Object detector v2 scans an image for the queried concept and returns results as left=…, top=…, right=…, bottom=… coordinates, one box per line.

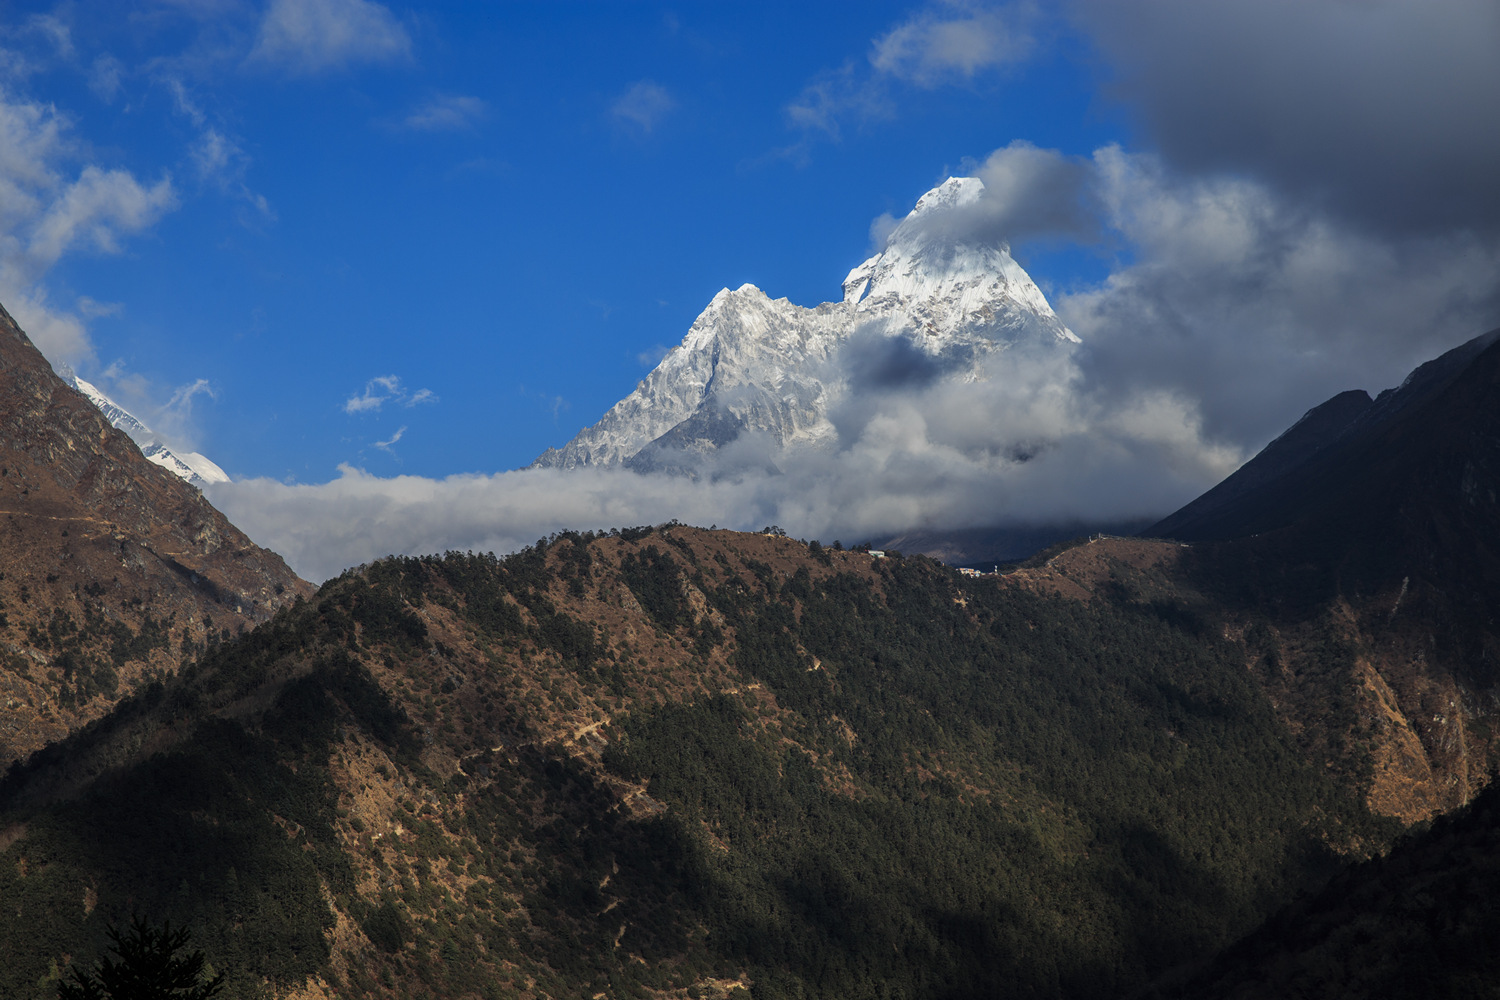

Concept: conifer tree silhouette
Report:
left=58, top=917, right=225, bottom=1000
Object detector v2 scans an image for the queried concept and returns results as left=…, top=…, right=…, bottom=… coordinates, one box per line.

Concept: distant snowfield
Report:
left=60, top=365, right=230, bottom=489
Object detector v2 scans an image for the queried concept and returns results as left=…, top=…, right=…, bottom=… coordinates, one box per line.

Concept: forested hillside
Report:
left=1141, top=778, right=1500, bottom=1000
left=0, top=527, right=1399, bottom=1000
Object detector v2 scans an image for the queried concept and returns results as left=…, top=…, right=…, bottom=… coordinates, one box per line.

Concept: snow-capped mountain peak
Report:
left=56, top=364, right=230, bottom=489
left=533, top=175, right=1077, bottom=473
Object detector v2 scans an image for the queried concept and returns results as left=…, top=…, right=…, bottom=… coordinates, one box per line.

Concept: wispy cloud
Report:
left=344, top=375, right=436, bottom=414
left=785, top=2, right=1032, bottom=146
left=157, top=74, right=275, bottom=222
left=167, top=377, right=217, bottom=410
left=373, top=425, right=406, bottom=453
left=610, top=81, right=675, bottom=134
left=189, top=127, right=237, bottom=179
left=12, top=13, right=75, bottom=63
left=344, top=374, right=400, bottom=413
left=402, top=94, right=487, bottom=131
left=870, top=1, right=1033, bottom=86
left=249, top=0, right=411, bottom=74
left=635, top=344, right=670, bottom=367
left=27, top=167, right=176, bottom=267
left=88, top=55, right=125, bottom=103
left=784, top=61, right=897, bottom=142
left=76, top=296, right=121, bottom=319
left=88, top=364, right=220, bottom=453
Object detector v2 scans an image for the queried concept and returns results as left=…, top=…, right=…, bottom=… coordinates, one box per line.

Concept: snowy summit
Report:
left=532, top=176, right=1077, bottom=474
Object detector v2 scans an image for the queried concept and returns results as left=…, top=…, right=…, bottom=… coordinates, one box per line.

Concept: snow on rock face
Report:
left=533, top=176, right=1077, bottom=472
left=56, top=364, right=230, bottom=489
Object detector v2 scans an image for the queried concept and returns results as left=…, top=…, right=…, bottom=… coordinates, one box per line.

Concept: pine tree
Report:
left=59, top=917, right=225, bottom=1000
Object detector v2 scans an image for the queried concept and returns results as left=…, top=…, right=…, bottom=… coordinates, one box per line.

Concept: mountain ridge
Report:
left=1149, top=327, right=1500, bottom=544
left=0, top=301, right=310, bottom=765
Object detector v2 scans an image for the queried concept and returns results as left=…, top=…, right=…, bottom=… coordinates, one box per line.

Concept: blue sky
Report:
left=7, top=1, right=1124, bottom=479
left=2, top=1, right=1498, bottom=579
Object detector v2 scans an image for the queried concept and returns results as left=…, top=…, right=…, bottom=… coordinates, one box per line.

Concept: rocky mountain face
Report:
left=1142, top=328, right=1500, bottom=824
left=533, top=176, right=1077, bottom=474
left=56, top=363, right=230, bottom=489
left=0, top=301, right=311, bottom=766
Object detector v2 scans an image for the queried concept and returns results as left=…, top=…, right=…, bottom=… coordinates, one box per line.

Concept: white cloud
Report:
left=27, top=166, right=176, bottom=268
left=0, top=88, right=177, bottom=363
left=12, top=13, right=74, bottom=63
left=402, top=94, right=487, bottom=132
left=868, top=212, right=899, bottom=251
left=344, top=374, right=401, bottom=413
left=610, top=81, right=675, bottom=134
left=344, top=374, right=435, bottom=414
left=635, top=344, right=670, bottom=367
left=165, top=88, right=273, bottom=222
left=190, top=127, right=237, bottom=180
left=76, top=296, right=121, bottom=319
left=161, top=75, right=207, bottom=127
left=871, top=1, right=1033, bottom=86
left=0, top=91, right=67, bottom=217
left=250, top=0, right=411, bottom=74
left=784, top=63, right=891, bottom=142
left=86, top=364, right=220, bottom=454
left=5, top=291, right=91, bottom=361
left=167, top=377, right=217, bottom=410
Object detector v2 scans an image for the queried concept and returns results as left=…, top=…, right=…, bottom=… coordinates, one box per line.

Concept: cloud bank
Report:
left=211, top=332, right=1239, bottom=582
